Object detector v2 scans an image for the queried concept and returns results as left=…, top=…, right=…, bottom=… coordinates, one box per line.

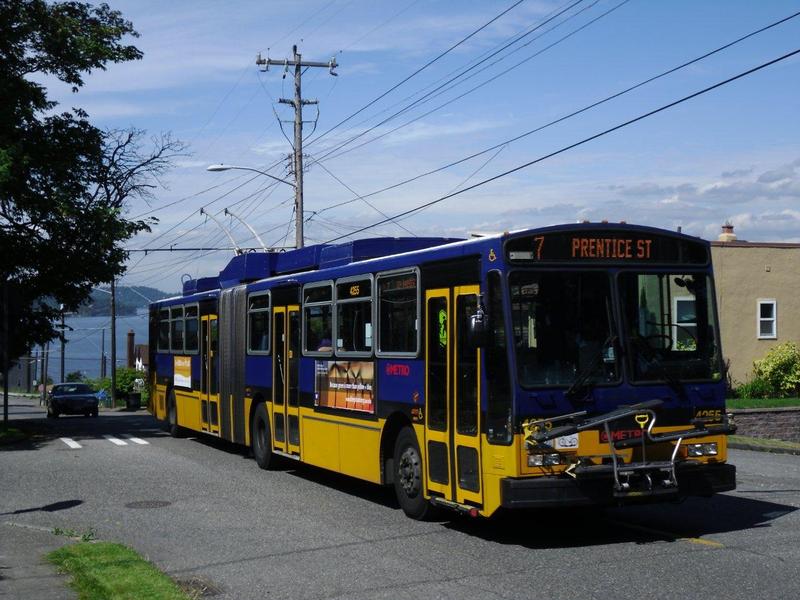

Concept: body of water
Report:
left=32, top=313, right=149, bottom=382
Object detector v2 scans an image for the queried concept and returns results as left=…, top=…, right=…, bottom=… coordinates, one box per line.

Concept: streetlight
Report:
left=206, top=164, right=303, bottom=248
left=206, top=164, right=294, bottom=187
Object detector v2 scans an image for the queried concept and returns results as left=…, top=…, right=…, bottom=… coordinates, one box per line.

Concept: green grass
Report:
left=47, top=542, right=189, bottom=600
left=0, top=423, right=26, bottom=445
left=726, top=397, right=800, bottom=409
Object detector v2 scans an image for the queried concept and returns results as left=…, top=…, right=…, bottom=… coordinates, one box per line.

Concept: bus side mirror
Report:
left=467, top=299, right=489, bottom=348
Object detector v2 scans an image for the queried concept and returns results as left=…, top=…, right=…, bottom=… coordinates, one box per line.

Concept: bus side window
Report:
left=185, top=305, right=199, bottom=352
left=158, top=309, right=170, bottom=352
left=303, top=283, right=333, bottom=356
left=247, top=292, right=270, bottom=354
left=377, top=270, right=418, bottom=356
left=336, top=277, right=372, bottom=355
left=170, top=306, right=184, bottom=353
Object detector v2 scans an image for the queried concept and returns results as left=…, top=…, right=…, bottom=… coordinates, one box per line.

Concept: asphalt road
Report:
left=2, top=396, right=799, bottom=600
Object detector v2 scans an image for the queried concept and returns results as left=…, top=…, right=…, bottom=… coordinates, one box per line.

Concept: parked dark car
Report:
left=47, top=383, right=99, bottom=418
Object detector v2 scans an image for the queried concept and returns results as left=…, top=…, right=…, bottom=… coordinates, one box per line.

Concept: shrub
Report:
left=752, top=342, right=800, bottom=398
left=734, top=377, right=774, bottom=399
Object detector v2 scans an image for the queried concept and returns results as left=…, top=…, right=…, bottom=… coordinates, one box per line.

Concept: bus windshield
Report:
left=509, top=271, right=618, bottom=387
left=619, top=272, right=721, bottom=382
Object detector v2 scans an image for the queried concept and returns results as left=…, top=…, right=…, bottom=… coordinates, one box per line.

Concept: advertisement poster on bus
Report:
left=174, top=356, right=191, bottom=388
left=314, top=360, right=374, bottom=413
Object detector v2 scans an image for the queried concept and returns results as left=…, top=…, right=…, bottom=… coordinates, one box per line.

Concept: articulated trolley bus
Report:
left=149, top=223, right=735, bottom=519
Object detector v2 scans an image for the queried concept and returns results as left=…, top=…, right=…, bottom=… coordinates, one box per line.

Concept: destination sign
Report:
left=506, top=231, right=708, bottom=264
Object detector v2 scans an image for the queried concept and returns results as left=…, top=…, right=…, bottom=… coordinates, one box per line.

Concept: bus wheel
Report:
left=167, top=391, right=181, bottom=438
left=252, top=403, right=273, bottom=470
left=393, top=427, right=431, bottom=520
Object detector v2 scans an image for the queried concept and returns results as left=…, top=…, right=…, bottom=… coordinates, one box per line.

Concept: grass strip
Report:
left=726, top=397, right=800, bottom=410
left=47, top=541, right=188, bottom=600
left=729, top=434, right=800, bottom=454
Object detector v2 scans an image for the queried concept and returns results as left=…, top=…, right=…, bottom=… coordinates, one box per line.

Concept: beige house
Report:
left=711, top=224, right=800, bottom=384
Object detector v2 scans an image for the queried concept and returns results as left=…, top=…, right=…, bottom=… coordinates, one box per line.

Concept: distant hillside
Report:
left=78, top=286, right=176, bottom=317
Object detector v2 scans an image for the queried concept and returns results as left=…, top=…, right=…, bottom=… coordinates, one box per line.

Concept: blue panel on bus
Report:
left=155, top=353, right=174, bottom=378
left=273, top=244, right=330, bottom=275
left=319, top=238, right=460, bottom=269
left=182, top=276, right=219, bottom=296
left=219, top=253, right=276, bottom=288
left=245, top=355, right=272, bottom=388
left=376, top=359, right=424, bottom=405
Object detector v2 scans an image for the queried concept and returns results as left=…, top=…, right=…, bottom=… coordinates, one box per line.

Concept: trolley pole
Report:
left=256, top=45, right=338, bottom=249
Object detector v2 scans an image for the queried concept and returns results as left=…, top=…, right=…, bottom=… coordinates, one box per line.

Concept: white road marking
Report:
left=125, top=436, right=149, bottom=445
left=60, top=438, right=82, bottom=449
left=103, top=435, right=128, bottom=446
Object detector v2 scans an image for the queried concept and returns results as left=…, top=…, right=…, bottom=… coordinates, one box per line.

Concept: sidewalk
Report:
left=0, top=522, right=75, bottom=599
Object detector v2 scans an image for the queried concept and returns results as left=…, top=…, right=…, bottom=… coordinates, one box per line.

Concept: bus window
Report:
left=170, top=306, right=184, bottom=353
left=509, top=271, right=617, bottom=388
left=377, top=270, right=418, bottom=356
left=247, top=292, right=270, bottom=354
left=336, top=277, right=373, bottom=356
left=619, top=273, right=720, bottom=382
left=158, top=309, right=170, bottom=352
left=185, top=305, right=199, bottom=352
left=303, top=282, right=333, bottom=356
left=486, top=271, right=512, bottom=444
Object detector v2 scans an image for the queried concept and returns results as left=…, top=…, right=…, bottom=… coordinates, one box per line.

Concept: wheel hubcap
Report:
left=398, top=446, right=421, bottom=497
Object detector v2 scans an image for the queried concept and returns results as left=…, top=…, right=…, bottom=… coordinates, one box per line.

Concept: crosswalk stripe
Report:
left=103, top=435, right=128, bottom=446
left=60, top=437, right=82, bottom=449
left=126, top=436, right=149, bottom=445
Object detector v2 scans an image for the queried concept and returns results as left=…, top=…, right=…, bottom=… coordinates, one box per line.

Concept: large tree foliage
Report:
left=0, top=1, right=161, bottom=364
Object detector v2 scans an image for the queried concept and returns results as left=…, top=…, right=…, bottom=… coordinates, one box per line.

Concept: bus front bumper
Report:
left=500, top=462, right=736, bottom=509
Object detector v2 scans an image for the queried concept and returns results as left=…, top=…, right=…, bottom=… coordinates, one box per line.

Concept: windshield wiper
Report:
left=630, top=333, right=687, bottom=400
left=565, top=335, right=617, bottom=401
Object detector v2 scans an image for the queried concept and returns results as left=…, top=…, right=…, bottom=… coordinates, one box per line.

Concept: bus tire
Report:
left=393, top=427, right=432, bottom=520
left=167, top=390, right=182, bottom=438
left=252, top=403, right=273, bottom=470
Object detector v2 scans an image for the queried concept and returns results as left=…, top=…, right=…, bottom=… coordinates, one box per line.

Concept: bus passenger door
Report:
left=424, top=287, right=483, bottom=507
left=453, top=286, right=482, bottom=506
left=200, top=315, right=220, bottom=435
left=272, top=305, right=301, bottom=456
left=425, top=290, right=451, bottom=501
left=286, top=307, right=301, bottom=456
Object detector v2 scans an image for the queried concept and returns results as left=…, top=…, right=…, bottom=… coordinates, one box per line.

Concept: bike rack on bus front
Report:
left=525, top=399, right=737, bottom=497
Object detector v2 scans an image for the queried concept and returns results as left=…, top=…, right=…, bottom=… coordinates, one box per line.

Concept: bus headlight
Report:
left=528, top=453, right=561, bottom=467
left=687, top=442, right=718, bottom=457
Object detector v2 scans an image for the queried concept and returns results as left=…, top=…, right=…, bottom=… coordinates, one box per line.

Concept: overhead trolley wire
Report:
left=311, top=0, right=593, bottom=163
left=307, top=0, right=532, bottom=146
left=321, top=47, right=800, bottom=244
left=307, top=9, right=800, bottom=220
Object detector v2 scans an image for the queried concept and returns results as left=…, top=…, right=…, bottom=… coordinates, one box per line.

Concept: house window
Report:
left=673, top=296, right=697, bottom=351
left=758, top=299, right=777, bottom=339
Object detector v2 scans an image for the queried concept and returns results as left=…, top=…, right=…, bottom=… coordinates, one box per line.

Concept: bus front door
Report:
left=200, top=315, right=220, bottom=435
left=272, top=305, right=301, bottom=456
left=424, top=287, right=483, bottom=508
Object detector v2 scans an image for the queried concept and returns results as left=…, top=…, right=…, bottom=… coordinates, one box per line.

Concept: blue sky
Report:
left=46, top=0, right=800, bottom=291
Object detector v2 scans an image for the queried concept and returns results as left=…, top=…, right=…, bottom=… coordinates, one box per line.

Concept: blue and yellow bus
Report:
left=149, top=223, right=735, bottom=519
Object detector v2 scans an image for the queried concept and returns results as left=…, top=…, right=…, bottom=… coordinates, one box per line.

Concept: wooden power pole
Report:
left=256, top=45, right=338, bottom=249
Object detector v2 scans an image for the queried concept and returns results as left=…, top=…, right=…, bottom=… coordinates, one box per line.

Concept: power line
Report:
left=308, top=0, right=532, bottom=146
left=307, top=9, right=800, bottom=219
left=321, top=47, right=800, bottom=243
left=311, top=0, right=593, bottom=163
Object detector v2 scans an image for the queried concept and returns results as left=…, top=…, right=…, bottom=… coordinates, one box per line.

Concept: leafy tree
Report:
left=0, top=2, right=183, bottom=367
left=65, top=370, right=84, bottom=382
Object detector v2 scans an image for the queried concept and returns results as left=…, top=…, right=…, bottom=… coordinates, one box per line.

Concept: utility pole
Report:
left=59, top=305, right=66, bottom=382
left=110, top=279, right=117, bottom=409
left=256, top=45, right=338, bottom=249
left=100, top=328, right=106, bottom=379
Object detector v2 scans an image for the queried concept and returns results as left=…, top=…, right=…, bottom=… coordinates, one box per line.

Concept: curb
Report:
left=728, top=441, right=800, bottom=456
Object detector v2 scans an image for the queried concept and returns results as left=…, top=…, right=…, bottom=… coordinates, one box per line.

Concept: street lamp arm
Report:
left=206, top=164, right=295, bottom=187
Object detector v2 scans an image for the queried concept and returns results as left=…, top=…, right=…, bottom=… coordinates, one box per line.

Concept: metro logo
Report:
left=599, top=429, right=643, bottom=443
